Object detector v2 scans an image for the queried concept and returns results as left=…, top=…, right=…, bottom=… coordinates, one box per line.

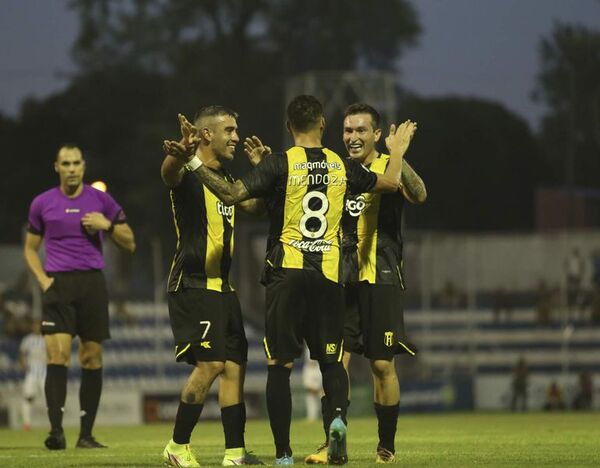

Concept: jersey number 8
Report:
left=300, top=191, right=329, bottom=239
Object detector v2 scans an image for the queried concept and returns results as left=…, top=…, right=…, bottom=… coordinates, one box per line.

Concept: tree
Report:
left=399, top=96, right=547, bottom=231
left=533, top=23, right=600, bottom=188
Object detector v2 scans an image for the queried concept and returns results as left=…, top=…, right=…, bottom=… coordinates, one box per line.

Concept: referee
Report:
left=23, top=144, right=135, bottom=450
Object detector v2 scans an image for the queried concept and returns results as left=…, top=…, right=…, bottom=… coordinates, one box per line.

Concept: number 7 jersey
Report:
left=240, top=146, right=377, bottom=283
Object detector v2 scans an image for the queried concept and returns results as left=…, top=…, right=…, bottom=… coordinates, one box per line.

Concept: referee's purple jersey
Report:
left=27, top=185, right=126, bottom=272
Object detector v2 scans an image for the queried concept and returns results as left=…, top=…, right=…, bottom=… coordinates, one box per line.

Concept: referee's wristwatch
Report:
left=184, top=156, right=203, bottom=172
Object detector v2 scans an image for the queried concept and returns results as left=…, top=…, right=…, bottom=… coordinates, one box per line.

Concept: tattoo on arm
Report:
left=401, top=161, right=427, bottom=204
left=191, top=166, right=250, bottom=205
left=237, top=198, right=265, bottom=216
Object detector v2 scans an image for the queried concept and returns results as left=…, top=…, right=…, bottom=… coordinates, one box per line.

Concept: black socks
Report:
left=266, top=365, right=292, bottom=458
left=374, top=402, right=400, bottom=453
left=79, top=368, right=103, bottom=438
left=221, top=402, right=246, bottom=449
left=173, top=401, right=204, bottom=444
left=45, top=364, right=68, bottom=433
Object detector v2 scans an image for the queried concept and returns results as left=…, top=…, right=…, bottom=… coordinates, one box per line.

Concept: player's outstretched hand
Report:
left=385, top=120, right=417, bottom=153
left=163, top=140, right=195, bottom=162
left=244, top=136, right=271, bottom=167
left=178, top=113, right=199, bottom=150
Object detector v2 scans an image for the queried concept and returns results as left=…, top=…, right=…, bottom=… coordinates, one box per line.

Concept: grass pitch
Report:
left=1, top=413, right=599, bottom=467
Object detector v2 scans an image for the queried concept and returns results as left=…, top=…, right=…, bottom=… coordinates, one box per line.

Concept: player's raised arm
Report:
left=163, top=139, right=251, bottom=206
left=371, top=120, right=417, bottom=193
left=161, top=114, right=200, bottom=188
left=401, top=160, right=427, bottom=204
left=244, top=135, right=271, bottom=167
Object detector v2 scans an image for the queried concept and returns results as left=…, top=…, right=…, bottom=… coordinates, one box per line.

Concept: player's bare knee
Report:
left=47, top=347, right=70, bottom=365
left=80, top=351, right=102, bottom=369
left=370, top=359, right=395, bottom=379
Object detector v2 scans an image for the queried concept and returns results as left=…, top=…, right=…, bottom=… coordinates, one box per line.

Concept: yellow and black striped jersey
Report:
left=167, top=170, right=235, bottom=293
left=341, top=153, right=405, bottom=287
left=240, top=146, right=376, bottom=284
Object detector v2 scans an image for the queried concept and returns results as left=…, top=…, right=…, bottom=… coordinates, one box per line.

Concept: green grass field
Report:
left=1, top=413, right=599, bottom=467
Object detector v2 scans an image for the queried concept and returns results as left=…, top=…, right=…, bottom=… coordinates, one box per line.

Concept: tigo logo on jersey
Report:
left=346, top=195, right=367, bottom=217
left=217, top=201, right=233, bottom=225
left=384, top=332, right=394, bottom=347
left=200, top=341, right=211, bottom=349
left=326, top=343, right=337, bottom=354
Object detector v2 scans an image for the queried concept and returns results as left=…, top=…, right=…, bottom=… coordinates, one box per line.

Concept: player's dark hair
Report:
left=194, top=105, right=239, bottom=126
left=287, top=95, right=324, bottom=132
left=344, top=103, right=381, bottom=130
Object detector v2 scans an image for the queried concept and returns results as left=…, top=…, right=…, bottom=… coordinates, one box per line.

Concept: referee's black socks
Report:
left=173, top=401, right=204, bottom=444
left=79, top=367, right=103, bottom=438
left=221, top=402, right=246, bottom=449
left=266, top=365, right=292, bottom=458
left=320, top=361, right=348, bottom=424
left=45, top=364, right=68, bottom=434
left=374, top=402, right=400, bottom=453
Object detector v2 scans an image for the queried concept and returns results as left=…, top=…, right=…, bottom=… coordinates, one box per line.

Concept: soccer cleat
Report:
left=76, top=435, right=108, bottom=448
left=163, top=439, right=200, bottom=467
left=304, top=443, right=328, bottom=464
left=375, top=446, right=396, bottom=463
left=327, top=417, right=348, bottom=465
left=222, top=448, right=265, bottom=465
left=274, top=454, right=294, bottom=465
left=44, top=430, right=66, bottom=450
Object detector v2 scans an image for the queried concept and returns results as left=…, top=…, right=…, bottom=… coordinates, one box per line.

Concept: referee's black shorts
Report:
left=344, top=281, right=417, bottom=360
left=263, top=267, right=345, bottom=363
left=41, top=270, right=110, bottom=342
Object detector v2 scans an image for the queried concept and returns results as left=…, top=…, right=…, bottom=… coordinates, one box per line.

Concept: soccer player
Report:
left=23, top=144, right=135, bottom=450
left=160, top=108, right=264, bottom=467
left=306, top=103, right=426, bottom=464
left=164, top=95, right=416, bottom=465
left=19, top=319, right=46, bottom=431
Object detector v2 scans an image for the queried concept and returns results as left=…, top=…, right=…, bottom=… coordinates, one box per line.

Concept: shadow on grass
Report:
left=0, top=446, right=44, bottom=451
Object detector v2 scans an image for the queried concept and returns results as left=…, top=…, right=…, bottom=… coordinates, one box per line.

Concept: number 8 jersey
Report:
left=241, top=146, right=377, bottom=283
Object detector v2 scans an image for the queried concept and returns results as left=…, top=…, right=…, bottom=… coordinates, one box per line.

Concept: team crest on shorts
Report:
left=384, top=332, right=394, bottom=347
left=325, top=343, right=337, bottom=354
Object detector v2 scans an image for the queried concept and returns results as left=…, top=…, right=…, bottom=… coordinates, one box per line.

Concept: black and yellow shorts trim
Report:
left=41, top=270, right=110, bottom=342
left=168, top=288, right=248, bottom=365
left=344, top=282, right=417, bottom=360
left=263, top=268, right=345, bottom=363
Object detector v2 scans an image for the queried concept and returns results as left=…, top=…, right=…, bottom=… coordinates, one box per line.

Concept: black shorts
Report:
left=41, top=270, right=110, bottom=342
left=168, top=288, right=248, bottom=365
left=264, top=268, right=344, bottom=363
left=344, top=282, right=417, bottom=360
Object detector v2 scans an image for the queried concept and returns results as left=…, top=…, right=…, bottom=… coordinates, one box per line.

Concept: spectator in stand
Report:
left=536, top=280, right=554, bottom=325
left=510, top=357, right=528, bottom=412
left=438, top=280, right=466, bottom=309
left=572, top=372, right=593, bottom=410
left=19, top=319, right=47, bottom=430
left=591, top=250, right=600, bottom=289
left=492, top=286, right=512, bottom=323
left=543, top=381, right=565, bottom=411
left=565, top=248, right=585, bottom=321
